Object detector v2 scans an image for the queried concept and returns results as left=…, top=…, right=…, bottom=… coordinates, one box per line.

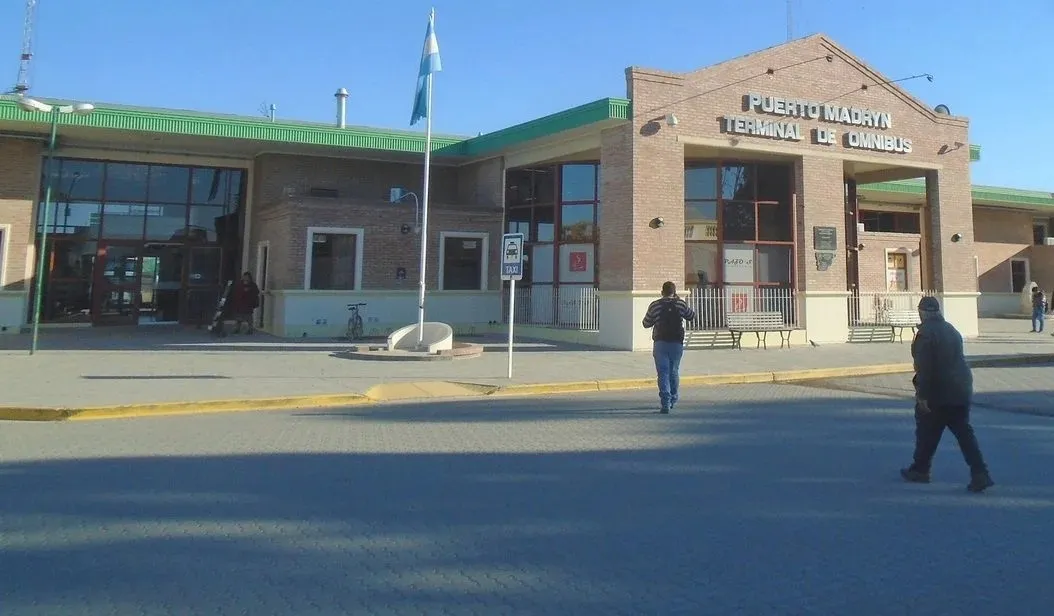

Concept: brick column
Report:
left=797, top=155, right=850, bottom=343
left=924, top=164, right=979, bottom=336
left=0, top=138, right=42, bottom=333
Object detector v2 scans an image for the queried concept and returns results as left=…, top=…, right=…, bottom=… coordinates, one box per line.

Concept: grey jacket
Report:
left=911, top=314, right=973, bottom=407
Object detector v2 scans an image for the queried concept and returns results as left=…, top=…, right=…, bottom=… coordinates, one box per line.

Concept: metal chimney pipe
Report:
left=335, top=88, right=349, bottom=128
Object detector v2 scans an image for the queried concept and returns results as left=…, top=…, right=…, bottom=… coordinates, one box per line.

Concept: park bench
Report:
left=884, top=309, right=921, bottom=342
left=727, top=311, right=797, bottom=350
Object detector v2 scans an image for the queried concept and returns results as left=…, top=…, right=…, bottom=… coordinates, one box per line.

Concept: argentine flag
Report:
left=410, top=10, right=442, bottom=126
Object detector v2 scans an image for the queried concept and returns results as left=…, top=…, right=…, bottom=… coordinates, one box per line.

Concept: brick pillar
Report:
left=924, top=164, right=978, bottom=336
left=0, top=138, right=42, bottom=333
left=598, top=125, right=633, bottom=292
left=797, top=155, right=850, bottom=343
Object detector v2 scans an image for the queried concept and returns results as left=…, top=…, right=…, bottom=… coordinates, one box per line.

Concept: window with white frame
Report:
left=440, top=232, right=488, bottom=291
left=305, top=227, right=363, bottom=290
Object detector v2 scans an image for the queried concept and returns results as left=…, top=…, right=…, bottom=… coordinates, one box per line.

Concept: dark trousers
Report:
left=911, top=403, right=988, bottom=476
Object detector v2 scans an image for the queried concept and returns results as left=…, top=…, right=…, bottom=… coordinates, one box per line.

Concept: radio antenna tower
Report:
left=12, top=0, right=39, bottom=95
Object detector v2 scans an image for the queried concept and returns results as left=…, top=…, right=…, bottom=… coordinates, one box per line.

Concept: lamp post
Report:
left=18, top=96, right=95, bottom=355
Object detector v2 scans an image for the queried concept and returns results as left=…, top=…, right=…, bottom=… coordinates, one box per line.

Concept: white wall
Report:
left=268, top=290, right=501, bottom=338
left=978, top=292, right=1023, bottom=317
left=0, top=291, right=25, bottom=334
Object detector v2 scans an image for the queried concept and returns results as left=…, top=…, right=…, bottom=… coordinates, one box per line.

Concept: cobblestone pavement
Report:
left=2, top=371, right=1053, bottom=614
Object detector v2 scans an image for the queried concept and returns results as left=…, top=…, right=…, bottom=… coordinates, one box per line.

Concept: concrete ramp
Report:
left=387, top=322, right=454, bottom=354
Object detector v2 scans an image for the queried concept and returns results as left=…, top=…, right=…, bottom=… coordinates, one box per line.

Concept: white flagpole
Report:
left=416, top=49, right=433, bottom=348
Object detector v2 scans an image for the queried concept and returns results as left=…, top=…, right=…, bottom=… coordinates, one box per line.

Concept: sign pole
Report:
left=507, top=278, right=515, bottom=379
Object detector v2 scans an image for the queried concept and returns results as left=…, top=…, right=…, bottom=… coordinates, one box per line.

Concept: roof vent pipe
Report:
left=335, top=88, right=349, bottom=128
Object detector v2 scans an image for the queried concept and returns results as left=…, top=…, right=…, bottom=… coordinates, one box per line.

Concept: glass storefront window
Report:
left=105, top=163, right=149, bottom=202
left=685, top=165, right=718, bottom=200
left=685, top=243, right=719, bottom=287
left=757, top=245, right=792, bottom=284
left=757, top=164, right=791, bottom=203
left=58, top=160, right=105, bottom=201
left=757, top=201, right=792, bottom=242
left=721, top=165, right=753, bottom=200
left=560, top=164, right=597, bottom=202
left=560, top=204, right=595, bottom=241
left=188, top=206, right=224, bottom=242
left=145, top=204, right=188, bottom=241
left=38, top=201, right=101, bottom=239
left=148, top=165, right=191, bottom=204
left=101, top=203, right=147, bottom=239
left=722, top=201, right=756, bottom=242
left=535, top=205, right=555, bottom=243
left=506, top=207, right=531, bottom=241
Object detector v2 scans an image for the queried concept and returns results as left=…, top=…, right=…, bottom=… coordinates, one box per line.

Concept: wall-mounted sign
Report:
left=813, top=226, right=838, bottom=251
left=569, top=251, right=588, bottom=272
left=720, top=92, right=913, bottom=154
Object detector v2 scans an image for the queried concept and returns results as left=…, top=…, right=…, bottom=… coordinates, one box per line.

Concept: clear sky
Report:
left=2, top=0, right=1050, bottom=191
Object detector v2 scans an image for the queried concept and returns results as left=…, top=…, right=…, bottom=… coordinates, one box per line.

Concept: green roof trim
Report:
left=0, top=95, right=630, bottom=159
left=862, top=179, right=1054, bottom=208
left=462, top=98, right=630, bottom=156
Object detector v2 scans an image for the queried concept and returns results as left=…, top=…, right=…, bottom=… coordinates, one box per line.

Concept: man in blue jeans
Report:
left=642, top=281, right=697, bottom=414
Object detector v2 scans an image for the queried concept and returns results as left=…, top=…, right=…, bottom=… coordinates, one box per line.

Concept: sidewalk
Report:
left=1, top=318, right=1051, bottom=411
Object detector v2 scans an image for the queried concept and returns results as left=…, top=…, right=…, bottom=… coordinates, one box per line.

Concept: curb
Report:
left=1, top=354, right=1050, bottom=422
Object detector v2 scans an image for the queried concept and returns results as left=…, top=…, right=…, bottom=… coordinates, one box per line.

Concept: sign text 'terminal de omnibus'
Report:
left=720, top=93, right=913, bottom=154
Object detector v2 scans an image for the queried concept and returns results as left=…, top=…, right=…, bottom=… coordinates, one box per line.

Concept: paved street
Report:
left=3, top=367, right=1053, bottom=614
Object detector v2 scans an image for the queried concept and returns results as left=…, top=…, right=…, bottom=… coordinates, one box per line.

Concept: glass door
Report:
left=140, top=243, right=184, bottom=324
left=93, top=242, right=142, bottom=326
left=183, top=246, right=223, bottom=325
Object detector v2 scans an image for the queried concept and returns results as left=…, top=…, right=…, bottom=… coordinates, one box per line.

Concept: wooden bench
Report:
left=884, top=309, right=921, bottom=343
left=727, top=311, right=796, bottom=350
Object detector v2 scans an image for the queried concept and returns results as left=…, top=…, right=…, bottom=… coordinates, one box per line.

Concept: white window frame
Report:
left=438, top=231, right=489, bottom=291
left=1010, top=257, right=1030, bottom=293
left=303, top=227, right=364, bottom=291
left=0, top=224, right=9, bottom=288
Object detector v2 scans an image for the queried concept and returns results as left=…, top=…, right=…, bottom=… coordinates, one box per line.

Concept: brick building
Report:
left=0, top=34, right=1050, bottom=349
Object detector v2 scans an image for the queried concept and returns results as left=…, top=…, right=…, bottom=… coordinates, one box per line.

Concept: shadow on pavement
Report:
left=2, top=389, right=1054, bottom=614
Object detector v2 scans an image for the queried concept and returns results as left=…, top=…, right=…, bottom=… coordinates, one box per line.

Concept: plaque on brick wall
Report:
left=813, top=226, right=838, bottom=251
left=814, top=251, right=835, bottom=271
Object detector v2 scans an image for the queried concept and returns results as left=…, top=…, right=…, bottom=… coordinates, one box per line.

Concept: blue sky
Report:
left=2, top=0, right=1049, bottom=191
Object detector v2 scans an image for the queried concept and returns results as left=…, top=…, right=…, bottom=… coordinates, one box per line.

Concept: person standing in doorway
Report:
left=230, top=272, right=261, bottom=335
left=642, top=281, right=696, bottom=414
left=1031, top=286, right=1047, bottom=333
left=900, top=296, right=994, bottom=493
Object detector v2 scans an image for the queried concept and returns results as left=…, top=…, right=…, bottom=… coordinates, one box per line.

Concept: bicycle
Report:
left=346, top=302, right=367, bottom=340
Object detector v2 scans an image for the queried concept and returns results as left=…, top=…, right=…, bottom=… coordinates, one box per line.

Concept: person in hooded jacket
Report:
left=900, top=296, right=994, bottom=493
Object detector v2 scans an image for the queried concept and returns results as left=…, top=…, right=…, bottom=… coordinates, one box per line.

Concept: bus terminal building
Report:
left=1, top=35, right=1051, bottom=351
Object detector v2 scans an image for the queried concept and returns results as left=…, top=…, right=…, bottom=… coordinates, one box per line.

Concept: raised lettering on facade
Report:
left=719, top=93, right=913, bottom=154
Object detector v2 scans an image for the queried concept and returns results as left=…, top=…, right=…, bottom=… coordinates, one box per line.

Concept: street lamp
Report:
left=19, top=96, right=95, bottom=355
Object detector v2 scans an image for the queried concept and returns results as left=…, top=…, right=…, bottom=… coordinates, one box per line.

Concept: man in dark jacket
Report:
left=900, top=296, right=994, bottom=493
left=642, top=281, right=696, bottom=414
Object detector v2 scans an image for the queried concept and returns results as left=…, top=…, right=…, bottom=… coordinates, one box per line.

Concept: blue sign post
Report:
left=501, top=233, right=524, bottom=378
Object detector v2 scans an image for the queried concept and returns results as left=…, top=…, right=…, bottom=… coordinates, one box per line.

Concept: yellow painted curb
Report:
left=771, top=363, right=914, bottom=383
left=0, top=393, right=372, bottom=422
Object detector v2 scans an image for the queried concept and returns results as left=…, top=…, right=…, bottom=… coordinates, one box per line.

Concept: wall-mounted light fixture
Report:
left=665, top=114, right=678, bottom=127
left=650, top=217, right=665, bottom=229
left=951, top=233, right=962, bottom=243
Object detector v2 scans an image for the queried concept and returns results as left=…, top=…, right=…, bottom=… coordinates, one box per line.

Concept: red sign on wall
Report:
left=569, top=251, right=588, bottom=272
left=731, top=293, right=749, bottom=312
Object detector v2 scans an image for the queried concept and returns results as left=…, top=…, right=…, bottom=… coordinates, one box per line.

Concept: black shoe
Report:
left=967, top=472, right=994, bottom=493
left=900, top=467, right=931, bottom=483
left=659, top=407, right=670, bottom=414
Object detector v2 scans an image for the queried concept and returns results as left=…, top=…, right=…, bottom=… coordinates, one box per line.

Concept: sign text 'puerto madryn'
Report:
left=720, top=93, right=913, bottom=154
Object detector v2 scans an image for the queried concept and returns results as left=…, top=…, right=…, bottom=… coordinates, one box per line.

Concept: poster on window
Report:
left=723, top=244, right=755, bottom=284
left=725, top=284, right=755, bottom=314
left=558, top=243, right=594, bottom=284
left=886, top=252, right=907, bottom=291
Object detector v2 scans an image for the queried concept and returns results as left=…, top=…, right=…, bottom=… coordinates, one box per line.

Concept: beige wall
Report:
left=248, top=154, right=504, bottom=293
left=607, top=34, right=973, bottom=294
left=973, top=207, right=1030, bottom=293
left=0, top=138, right=43, bottom=290
left=857, top=232, right=922, bottom=292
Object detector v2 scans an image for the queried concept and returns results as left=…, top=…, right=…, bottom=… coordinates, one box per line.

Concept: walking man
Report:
left=1031, top=286, right=1047, bottom=333
left=900, top=296, right=994, bottom=493
left=642, top=281, right=696, bottom=414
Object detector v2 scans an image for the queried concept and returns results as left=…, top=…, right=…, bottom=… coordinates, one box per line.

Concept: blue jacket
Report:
left=911, top=314, right=973, bottom=407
